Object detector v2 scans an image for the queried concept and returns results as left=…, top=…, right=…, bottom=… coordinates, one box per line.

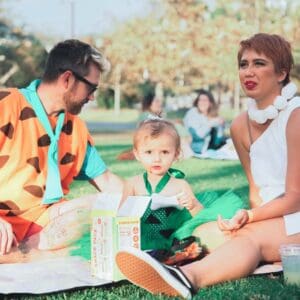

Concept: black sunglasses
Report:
left=60, top=68, right=98, bottom=95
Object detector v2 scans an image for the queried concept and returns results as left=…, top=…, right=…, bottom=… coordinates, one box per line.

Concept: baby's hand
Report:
left=177, top=190, right=195, bottom=211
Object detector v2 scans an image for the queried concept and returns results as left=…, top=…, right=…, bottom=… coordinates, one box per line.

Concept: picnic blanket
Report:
left=0, top=256, right=109, bottom=294
left=0, top=256, right=282, bottom=294
left=0, top=254, right=282, bottom=294
left=0, top=189, right=282, bottom=295
left=194, top=139, right=239, bottom=160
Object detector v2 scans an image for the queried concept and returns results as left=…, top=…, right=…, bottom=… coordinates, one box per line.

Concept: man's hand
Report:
left=0, top=217, right=17, bottom=255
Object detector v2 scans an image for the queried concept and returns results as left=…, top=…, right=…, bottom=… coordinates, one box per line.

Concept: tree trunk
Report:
left=114, top=64, right=122, bottom=115
left=0, top=63, right=19, bottom=86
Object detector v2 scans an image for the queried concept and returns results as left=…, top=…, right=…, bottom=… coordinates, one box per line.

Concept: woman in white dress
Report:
left=115, top=33, right=300, bottom=299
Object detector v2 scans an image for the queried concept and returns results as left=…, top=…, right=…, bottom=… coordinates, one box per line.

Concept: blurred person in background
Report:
left=183, top=89, right=227, bottom=154
left=118, top=92, right=193, bottom=160
left=138, top=91, right=164, bottom=122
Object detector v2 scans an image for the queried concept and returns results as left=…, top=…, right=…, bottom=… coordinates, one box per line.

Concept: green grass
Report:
left=6, top=133, right=300, bottom=300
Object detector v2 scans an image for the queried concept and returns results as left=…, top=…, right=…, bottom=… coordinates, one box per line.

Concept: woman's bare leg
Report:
left=182, top=218, right=300, bottom=289
left=192, top=221, right=233, bottom=251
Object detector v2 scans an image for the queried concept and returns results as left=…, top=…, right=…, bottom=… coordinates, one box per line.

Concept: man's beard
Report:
left=64, top=92, right=87, bottom=115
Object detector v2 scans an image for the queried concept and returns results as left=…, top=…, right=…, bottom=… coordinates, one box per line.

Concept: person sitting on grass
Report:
left=115, top=33, right=300, bottom=299
left=183, top=89, right=227, bottom=154
left=117, top=92, right=163, bottom=161
left=0, top=39, right=123, bottom=262
left=120, top=118, right=202, bottom=251
left=118, top=92, right=193, bottom=160
left=138, top=92, right=164, bottom=123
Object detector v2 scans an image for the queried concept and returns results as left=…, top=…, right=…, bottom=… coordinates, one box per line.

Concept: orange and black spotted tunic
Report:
left=0, top=87, right=93, bottom=241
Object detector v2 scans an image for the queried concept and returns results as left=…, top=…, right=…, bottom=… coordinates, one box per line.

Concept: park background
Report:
left=1, top=0, right=300, bottom=299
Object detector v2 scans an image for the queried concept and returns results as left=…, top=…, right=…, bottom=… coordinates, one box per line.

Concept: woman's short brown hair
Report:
left=237, top=33, right=294, bottom=85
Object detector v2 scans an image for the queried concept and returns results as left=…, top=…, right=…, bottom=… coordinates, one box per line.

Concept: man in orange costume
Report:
left=0, top=39, right=123, bottom=260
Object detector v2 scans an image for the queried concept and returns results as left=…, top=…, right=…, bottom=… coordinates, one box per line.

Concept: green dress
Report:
left=140, top=169, right=248, bottom=250
left=171, top=189, right=248, bottom=241
left=141, top=169, right=192, bottom=250
left=71, top=173, right=248, bottom=260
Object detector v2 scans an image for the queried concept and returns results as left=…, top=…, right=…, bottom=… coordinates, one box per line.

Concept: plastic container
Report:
left=279, top=244, right=300, bottom=285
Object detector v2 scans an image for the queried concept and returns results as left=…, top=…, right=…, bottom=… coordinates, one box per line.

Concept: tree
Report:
left=103, top=0, right=300, bottom=110
left=0, top=20, right=47, bottom=87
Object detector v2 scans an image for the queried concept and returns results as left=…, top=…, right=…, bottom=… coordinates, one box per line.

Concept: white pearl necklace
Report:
left=247, top=82, right=297, bottom=124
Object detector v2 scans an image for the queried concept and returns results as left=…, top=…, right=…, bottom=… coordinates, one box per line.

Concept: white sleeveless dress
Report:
left=250, top=97, right=300, bottom=236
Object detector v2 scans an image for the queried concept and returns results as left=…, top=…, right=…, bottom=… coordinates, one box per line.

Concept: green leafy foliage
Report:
left=0, top=20, right=47, bottom=87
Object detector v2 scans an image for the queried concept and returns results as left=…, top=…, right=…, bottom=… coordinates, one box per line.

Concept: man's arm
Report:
left=77, top=143, right=124, bottom=193
left=89, top=170, right=124, bottom=193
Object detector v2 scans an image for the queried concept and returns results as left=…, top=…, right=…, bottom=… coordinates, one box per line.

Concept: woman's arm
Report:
left=251, top=108, right=300, bottom=221
left=218, top=113, right=262, bottom=231
left=219, top=110, right=300, bottom=231
left=230, top=113, right=262, bottom=208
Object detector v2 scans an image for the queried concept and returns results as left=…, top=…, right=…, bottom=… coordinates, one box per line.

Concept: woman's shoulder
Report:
left=286, top=104, right=300, bottom=130
left=230, top=111, right=250, bottom=147
left=230, top=111, right=248, bottom=133
left=284, top=96, right=300, bottom=117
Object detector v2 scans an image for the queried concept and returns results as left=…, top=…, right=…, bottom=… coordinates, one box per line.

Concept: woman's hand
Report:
left=217, top=209, right=250, bottom=231
left=0, top=217, right=17, bottom=255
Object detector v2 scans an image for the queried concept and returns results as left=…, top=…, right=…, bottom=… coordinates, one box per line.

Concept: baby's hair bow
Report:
left=145, top=113, right=163, bottom=121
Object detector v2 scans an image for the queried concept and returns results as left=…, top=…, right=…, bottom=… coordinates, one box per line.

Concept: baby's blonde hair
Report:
left=133, top=119, right=181, bottom=153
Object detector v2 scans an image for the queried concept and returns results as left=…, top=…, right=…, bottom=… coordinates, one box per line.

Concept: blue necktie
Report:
left=20, top=80, right=65, bottom=204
